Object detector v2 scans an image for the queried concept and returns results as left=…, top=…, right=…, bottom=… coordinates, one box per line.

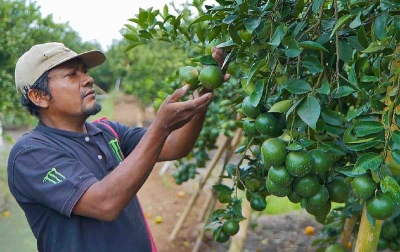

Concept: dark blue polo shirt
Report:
left=7, top=120, right=154, bottom=252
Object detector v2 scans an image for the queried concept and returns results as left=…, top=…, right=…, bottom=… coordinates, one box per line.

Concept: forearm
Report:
left=74, top=123, right=169, bottom=221
left=159, top=110, right=207, bottom=161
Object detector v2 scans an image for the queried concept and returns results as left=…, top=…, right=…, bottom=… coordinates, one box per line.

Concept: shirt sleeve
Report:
left=108, top=121, right=147, bottom=156
left=9, top=139, right=99, bottom=217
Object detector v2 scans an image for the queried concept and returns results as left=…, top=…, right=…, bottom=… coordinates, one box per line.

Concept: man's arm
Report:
left=157, top=47, right=231, bottom=161
left=72, top=86, right=213, bottom=221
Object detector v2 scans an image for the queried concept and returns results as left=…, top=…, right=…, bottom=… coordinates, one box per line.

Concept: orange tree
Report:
left=125, top=0, right=400, bottom=250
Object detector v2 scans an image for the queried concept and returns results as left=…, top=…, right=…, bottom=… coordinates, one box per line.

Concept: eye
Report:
left=66, top=71, right=77, bottom=77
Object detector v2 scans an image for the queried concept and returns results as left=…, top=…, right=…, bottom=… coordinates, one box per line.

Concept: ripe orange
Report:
left=199, top=66, right=224, bottom=90
left=304, top=226, right=315, bottom=235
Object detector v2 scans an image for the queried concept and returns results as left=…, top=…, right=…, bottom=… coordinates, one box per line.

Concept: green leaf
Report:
left=199, top=55, right=218, bottom=66
left=269, top=24, right=287, bottom=49
left=338, top=41, right=353, bottom=63
left=374, top=11, right=388, bottom=41
left=216, top=40, right=237, bottom=49
left=302, top=56, right=323, bottom=73
left=391, top=149, right=400, bottom=164
left=189, top=15, right=214, bottom=28
left=232, top=199, right=244, bottom=219
left=298, top=41, right=328, bottom=52
left=285, top=79, right=312, bottom=94
left=285, top=39, right=302, bottom=58
left=321, top=110, right=344, bottom=126
left=223, top=14, right=238, bottom=24
left=250, top=80, right=264, bottom=107
left=229, top=24, right=242, bottom=44
left=349, top=12, right=362, bottom=29
left=124, top=43, right=141, bottom=52
left=244, top=18, right=261, bottom=34
left=360, top=75, right=380, bottom=82
left=286, top=97, right=304, bottom=118
left=381, top=176, right=400, bottom=204
left=357, top=26, right=369, bottom=48
left=123, top=34, right=140, bottom=42
left=319, top=142, right=346, bottom=155
left=336, top=166, right=358, bottom=177
left=163, top=4, right=169, bottom=19
left=297, top=96, right=320, bottom=130
left=246, top=59, right=265, bottom=85
left=225, top=164, right=236, bottom=176
left=347, top=36, right=365, bottom=51
left=362, top=42, right=387, bottom=53
left=312, top=0, right=324, bottom=13
left=269, top=100, right=293, bottom=113
left=346, top=140, right=381, bottom=151
left=287, top=143, right=303, bottom=151
left=330, top=14, right=355, bottom=38
left=213, top=184, right=233, bottom=195
left=235, top=145, right=246, bottom=153
left=353, top=121, right=384, bottom=137
left=352, top=152, right=382, bottom=175
left=333, top=86, right=356, bottom=98
left=391, top=131, right=400, bottom=145
left=316, top=78, right=330, bottom=95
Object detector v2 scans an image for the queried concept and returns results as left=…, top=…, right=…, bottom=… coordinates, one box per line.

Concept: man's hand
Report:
left=212, top=47, right=231, bottom=82
left=154, top=84, right=213, bottom=135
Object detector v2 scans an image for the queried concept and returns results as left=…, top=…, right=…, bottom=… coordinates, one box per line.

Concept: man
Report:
left=7, top=42, right=230, bottom=252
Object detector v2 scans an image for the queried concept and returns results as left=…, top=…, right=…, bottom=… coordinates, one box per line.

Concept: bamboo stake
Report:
left=339, top=215, right=358, bottom=248
left=192, top=129, right=243, bottom=252
left=354, top=205, right=383, bottom=252
left=197, top=191, right=213, bottom=222
left=168, top=136, right=231, bottom=241
left=228, top=197, right=252, bottom=252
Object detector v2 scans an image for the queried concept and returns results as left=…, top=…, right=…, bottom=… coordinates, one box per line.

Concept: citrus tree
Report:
left=125, top=0, right=400, bottom=250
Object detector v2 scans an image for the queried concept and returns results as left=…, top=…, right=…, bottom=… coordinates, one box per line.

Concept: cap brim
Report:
left=49, top=50, right=106, bottom=71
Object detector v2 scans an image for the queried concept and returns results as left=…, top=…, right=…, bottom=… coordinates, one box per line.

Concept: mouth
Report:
left=84, top=90, right=96, bottom=98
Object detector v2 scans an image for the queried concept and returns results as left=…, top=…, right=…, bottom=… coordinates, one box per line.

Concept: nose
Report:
left=80, top=71, right=94, bottom=87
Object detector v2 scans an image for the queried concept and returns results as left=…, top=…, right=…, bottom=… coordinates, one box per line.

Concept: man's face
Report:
left=47, top=58, right=101, bottom=118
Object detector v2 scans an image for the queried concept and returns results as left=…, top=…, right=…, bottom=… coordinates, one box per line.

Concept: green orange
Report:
left=351, top=175, right=376, bottom=200
left=268, top=165, right=293, bottom=187
left=199, top=66, right=224, bottom=90
left=241, top=96, right=261, bottom=118
left=222, top=219, right=240, bottom=236
left=243, top=119, right=258, bottom=136
left=255, top=113, right=282, bottom=137
left=306, top=185, right=330, bottom=209
left=266, top=177, right=292, bottom=197
left=293, top=174, right=320, bottom=198
left=326, top=177, right=350, bottom=203
left=286, top=150, right=315, bottom=177
left=178, top=66, right=200, bottom=90
left=261, top=138, right=287, bottom=169
left=309, top=149, right=332, bottom=174
left=366, top=191, right=397, bottom=220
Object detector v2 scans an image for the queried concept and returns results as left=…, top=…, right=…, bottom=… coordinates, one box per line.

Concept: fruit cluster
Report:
left=378, top=219, right=400, bottom=251
left=178, top=65, right=224, bottom=91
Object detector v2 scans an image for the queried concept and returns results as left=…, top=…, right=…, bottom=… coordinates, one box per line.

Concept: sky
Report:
left=34, top=0, right=206, bottom=50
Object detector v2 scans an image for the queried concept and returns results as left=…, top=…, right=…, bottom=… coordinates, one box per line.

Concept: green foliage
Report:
left=125, top=0, right=400, bottom=248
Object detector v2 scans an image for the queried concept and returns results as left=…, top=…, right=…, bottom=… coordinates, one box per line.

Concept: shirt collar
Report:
left=35, top=121, right=102, bottom=137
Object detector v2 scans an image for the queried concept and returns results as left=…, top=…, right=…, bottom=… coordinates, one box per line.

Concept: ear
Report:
left=27, top=89, right=50, bottom=109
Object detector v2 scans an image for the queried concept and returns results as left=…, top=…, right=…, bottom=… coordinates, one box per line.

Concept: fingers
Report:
left=223, top=73, right=231, bottom=82
left=168, top=84, right=190, bottom=102
left=212, top=47, right=230, bottom=74
left=179, top=92, right=213, bottom=111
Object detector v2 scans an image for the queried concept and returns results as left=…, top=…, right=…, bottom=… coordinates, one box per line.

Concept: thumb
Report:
left=169, top=84, right=190, bottom=102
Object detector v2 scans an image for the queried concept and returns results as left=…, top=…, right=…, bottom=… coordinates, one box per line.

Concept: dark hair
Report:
left=20, top=71, right=52, bottom=117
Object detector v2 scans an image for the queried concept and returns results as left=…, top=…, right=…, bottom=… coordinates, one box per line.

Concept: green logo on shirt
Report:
left=109, top=139, right=123, bottom=162
left=43, top=168, right=66, bottom=184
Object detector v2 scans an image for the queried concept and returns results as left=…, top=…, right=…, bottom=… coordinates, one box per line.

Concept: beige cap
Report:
left=15, top=42, right=106, bottom=94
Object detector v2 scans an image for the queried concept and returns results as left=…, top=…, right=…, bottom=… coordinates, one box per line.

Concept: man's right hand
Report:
left=153, top=84, right=213, bottom=135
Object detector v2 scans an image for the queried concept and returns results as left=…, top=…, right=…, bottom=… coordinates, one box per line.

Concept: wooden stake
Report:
left=228, top=196, right=252, bottom=252
left=339, top=215, right=358, bottom=248
left=168, top=136, right=231, bottom=241
left=354, top=205, right=383, bottom=252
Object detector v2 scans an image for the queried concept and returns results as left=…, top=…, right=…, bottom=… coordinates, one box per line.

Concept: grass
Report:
left=264, top=196, right=302, bottom=215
